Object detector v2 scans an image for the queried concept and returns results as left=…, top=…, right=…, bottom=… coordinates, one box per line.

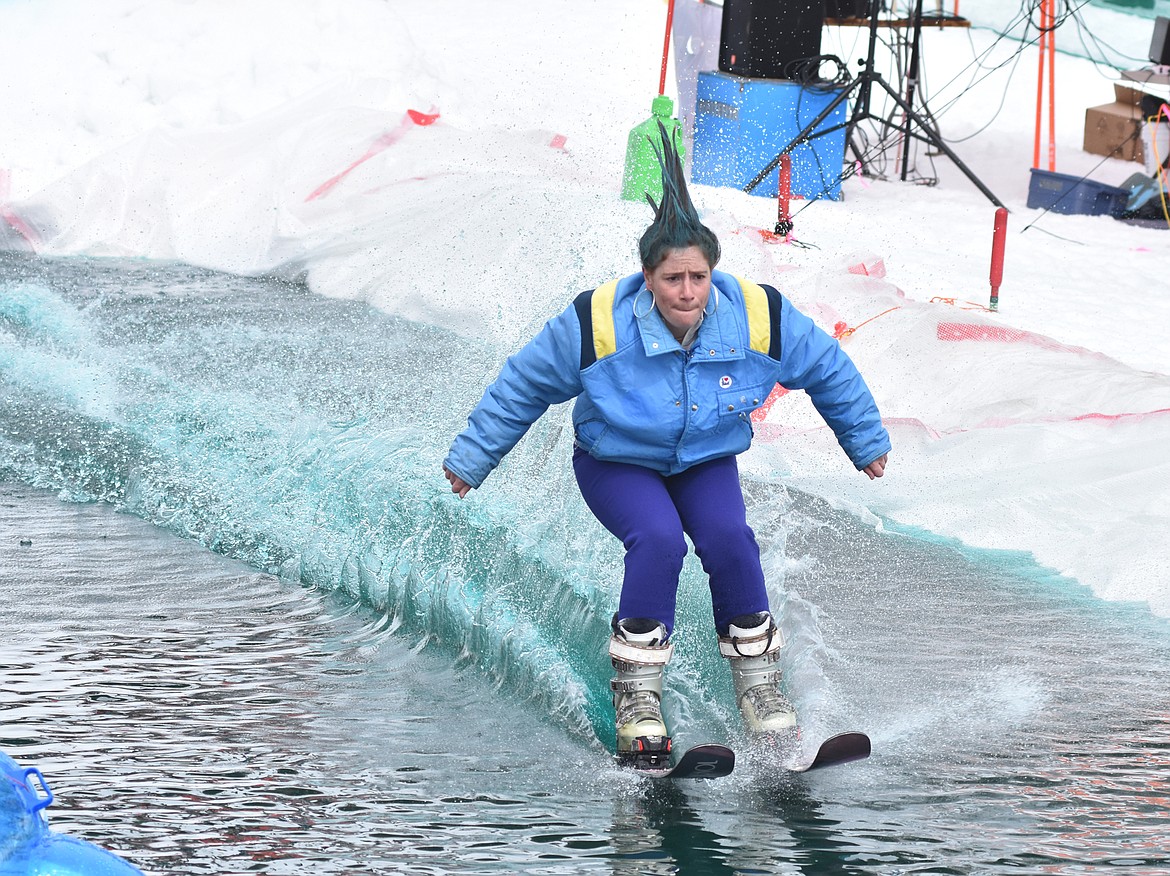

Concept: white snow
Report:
left=1, top=0, right=1168, bottom=615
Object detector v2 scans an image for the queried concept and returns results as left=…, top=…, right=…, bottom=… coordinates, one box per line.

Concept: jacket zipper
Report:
left=676, top=347, right=696, bottom=467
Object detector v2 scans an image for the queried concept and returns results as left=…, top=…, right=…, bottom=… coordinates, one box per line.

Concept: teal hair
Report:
left=638, top=121, right=721, bottom=271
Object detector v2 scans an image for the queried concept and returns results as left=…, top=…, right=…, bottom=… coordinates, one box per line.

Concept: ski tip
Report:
left=801, top=731, right=871, bottom=772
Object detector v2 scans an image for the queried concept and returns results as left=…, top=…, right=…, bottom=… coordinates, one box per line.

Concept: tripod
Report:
left=743, top=0, right=1004, bottom=208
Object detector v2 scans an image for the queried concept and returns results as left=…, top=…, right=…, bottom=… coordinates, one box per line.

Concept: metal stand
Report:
left=899, top=0, right=928, bottom=182
left=743, top=0, right=1004, bottom=208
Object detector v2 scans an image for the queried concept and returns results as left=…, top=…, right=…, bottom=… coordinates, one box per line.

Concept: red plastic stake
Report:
left=775, top=154, right=793, bottom=240
left=989, top=207, right=1008, bottom=311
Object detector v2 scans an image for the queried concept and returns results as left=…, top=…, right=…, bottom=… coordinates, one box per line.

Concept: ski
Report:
left=620, top=742, right=735, bottom=780
left=614, top=732, right=866, bottom=779
left=788, top=731, right=871, bottom=773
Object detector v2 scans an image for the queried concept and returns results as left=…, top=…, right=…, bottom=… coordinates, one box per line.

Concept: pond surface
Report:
left=2, top=254, right=1169, bottom=874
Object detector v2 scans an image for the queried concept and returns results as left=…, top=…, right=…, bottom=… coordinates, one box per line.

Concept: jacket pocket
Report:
left=716, top=383, right=771, bottom=419
left=574, top=417, right=611, bottom=453
left=716, top=383, right=772, bottom=442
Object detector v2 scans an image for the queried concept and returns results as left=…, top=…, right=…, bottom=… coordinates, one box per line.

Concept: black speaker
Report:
left=718, top=0, right=826, bottom=81
left=1151, top=15, right=1170, bottom=66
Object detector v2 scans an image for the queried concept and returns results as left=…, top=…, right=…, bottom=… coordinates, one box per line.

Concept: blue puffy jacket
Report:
left=444, top=270, right=890, bottom=488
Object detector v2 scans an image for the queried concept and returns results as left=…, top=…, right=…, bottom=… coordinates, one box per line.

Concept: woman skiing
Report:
left=442, top=127, right=890, bottom=768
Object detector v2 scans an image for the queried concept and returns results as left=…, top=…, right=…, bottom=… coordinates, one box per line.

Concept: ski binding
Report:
left=617, top=739, right=735, bottom=780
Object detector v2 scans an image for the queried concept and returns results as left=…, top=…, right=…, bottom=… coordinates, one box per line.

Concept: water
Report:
left=3, top=254, right=1170, bottom=875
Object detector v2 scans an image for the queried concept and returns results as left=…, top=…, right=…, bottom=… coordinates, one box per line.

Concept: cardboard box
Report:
left=1120, top=67, right=1170, bottom=96
left=1113, top=83, right=1146, bottom=105
left=1083, top=83, right=1147, bottom=163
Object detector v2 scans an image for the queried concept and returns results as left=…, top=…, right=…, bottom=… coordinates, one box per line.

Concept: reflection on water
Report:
left=8, top=481, right=1170, bottom=875
left=609, top=784, right=739, bottom=876
left=1, top=484, right=606, bottom=874
left=3, top=256, right=1170, bottom=875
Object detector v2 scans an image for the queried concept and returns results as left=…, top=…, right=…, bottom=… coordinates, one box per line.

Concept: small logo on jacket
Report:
left=720, top=375, right=733, bottom=389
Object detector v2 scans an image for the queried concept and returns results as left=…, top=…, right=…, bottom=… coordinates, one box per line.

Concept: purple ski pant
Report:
left=572, top=447, right=770, bottom=637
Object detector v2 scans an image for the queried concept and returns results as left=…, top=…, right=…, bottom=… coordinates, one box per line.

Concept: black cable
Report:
left=1021, top=224, right=1088, bottom=244
left=919, top=13, right=1039, bottom=123
left=776, top=0, right=1127, bottom=220
left=760, top=93, right=897, bottom=227
left=1066, top=3, right=1146, bottom=67
left=936, top=26, right=1032, bottom=144
left=816, top=0, right=1039, bottom=177
left=860, top=1, right=939, bottom=185
left=914, top=0, right=1070, bottom=122
left=900, top=1, right=1064, bottom=148
left=784, top=54, right=853, bottom=89
left=786, top=56, right=855, bottom=205
left=792, top=116, right=912, bottom=212
left=924, top=0, right=1125, bottom=156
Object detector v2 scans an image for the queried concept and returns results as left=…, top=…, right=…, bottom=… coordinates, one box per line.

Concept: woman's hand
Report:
left=443, top=466, right=473, bottom=498
left=862, top=454, right=888, bottom=480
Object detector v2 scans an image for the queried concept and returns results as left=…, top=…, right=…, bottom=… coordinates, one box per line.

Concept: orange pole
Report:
left=658, top=0, right=677, bottom=96
left=1046, top=0, right=1057, bottom=170
left=1033, top=0, right=1047, bottom=169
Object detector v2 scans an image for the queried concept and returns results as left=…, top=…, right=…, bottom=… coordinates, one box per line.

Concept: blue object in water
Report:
left=1, top=751, right=144, bottom=876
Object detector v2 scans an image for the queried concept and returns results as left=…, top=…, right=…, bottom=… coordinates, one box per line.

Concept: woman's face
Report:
left=643, top=245, right=712, bottom=340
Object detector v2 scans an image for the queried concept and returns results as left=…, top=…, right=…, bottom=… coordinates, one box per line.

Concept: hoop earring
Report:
left=633, top=286, right=655, bottom=319
left=704, top=287, right=719, bottom=315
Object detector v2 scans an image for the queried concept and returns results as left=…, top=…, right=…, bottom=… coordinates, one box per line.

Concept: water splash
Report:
left=0, top=256, right=746, bottom=747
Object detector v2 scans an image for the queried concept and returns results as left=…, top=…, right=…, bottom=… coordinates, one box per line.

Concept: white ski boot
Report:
left=720, top=611, right=797, bottom=735
left=610, top=617, right=673, bottom=769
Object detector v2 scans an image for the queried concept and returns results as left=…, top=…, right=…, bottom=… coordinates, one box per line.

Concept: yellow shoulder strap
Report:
left=736, top=275, right=773, bottom=355
left=590, top=279, right=619, bottom=361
